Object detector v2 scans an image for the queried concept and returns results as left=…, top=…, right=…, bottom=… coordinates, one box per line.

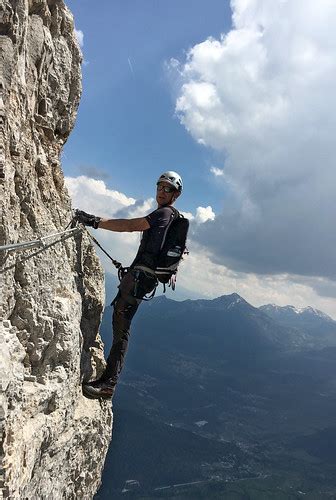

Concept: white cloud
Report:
left=180, top=210, right=194, bottom=220
left=180, top=206, right=216, bottom=224
left=65, top=176, right=136, bottom=218
left=172, top=0, right=336, bottom=283
left=75, top=29, right=84, bottom=48
left=210, top=167, right=225, bottom=177
left=195, top=206, right=215, bottom=223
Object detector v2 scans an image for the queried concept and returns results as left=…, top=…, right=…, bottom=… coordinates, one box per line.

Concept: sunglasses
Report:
left=156, top=184, right=176, bottom=193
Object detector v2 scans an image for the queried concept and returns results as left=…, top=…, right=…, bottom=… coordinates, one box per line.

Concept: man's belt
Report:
left=133, top=265, right=157, bottom=277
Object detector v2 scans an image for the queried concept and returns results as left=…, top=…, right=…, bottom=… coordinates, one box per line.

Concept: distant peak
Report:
left=301, top=306, right=333, bottom=321
left=229, top=292, right=243, bottom=299
left=213, top=293, right=248, bottom=309
left=218, top=292, right=243, bottom=300
left=260, top=303, right=333, bottom=321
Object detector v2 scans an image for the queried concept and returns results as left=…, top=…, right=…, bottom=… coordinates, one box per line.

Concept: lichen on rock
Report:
left=0, top=1, right=112, bottom=498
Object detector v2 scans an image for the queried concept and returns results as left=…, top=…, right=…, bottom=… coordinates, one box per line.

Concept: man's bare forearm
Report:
left=98, top=217, right=150, bottom=232
left=98, top=219, right=133, bottom=232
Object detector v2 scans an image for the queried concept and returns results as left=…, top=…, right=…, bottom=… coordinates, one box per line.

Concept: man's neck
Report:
left=158, top=202, right=174, bottom=208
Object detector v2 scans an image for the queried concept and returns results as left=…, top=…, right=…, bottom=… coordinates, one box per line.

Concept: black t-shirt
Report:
left=145, top=206, right=174, bottom=254
left=131, top=206, right=175, bottom=268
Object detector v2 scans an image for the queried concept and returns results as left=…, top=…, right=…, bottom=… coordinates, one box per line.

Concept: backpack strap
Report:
left=158, top=206, right=178, bottom=251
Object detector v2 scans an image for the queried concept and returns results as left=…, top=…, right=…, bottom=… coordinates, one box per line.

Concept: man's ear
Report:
left=172, top=191, right=181, bottom=203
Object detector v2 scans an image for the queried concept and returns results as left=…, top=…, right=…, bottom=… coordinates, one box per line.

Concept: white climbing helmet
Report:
left=157, top=171, right=183, bottom=193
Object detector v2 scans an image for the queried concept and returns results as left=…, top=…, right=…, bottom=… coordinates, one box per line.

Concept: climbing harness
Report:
left=132, top=267, right=158, bottom=301
left=82, top=226, right=158, bottom=300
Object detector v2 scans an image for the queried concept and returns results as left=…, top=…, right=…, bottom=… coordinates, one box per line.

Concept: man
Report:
left=75, top=171, right=183, bottom=400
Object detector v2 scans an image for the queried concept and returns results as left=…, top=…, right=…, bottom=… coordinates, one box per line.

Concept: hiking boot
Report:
left=82, top=379, right=115, bottom=400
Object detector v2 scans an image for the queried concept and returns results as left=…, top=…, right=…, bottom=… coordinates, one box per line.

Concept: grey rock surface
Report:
left=0, top=1, right=112, bottom=498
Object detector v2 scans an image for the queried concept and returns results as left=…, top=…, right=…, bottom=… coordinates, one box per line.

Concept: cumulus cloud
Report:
left=66, top=176, right=136, bottom=218
left=173, top=0, right=336, bottom=283
left=180, top=206, right=216, bottom=224
left=74, top=29, right=84, bottom=48
left=195, top=206, right=216, bottom=223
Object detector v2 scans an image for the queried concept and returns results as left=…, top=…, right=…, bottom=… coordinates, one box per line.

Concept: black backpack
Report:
left=154, top=207, right=189, bottom=285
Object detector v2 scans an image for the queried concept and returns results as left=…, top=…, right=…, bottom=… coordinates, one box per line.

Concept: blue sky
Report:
left=63, top=0, right=336, bottom=318
left=63, top=0, right=232, bottom=214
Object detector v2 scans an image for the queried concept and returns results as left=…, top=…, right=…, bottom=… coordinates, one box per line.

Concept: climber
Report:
left=75, top=171, right=184, bottom=400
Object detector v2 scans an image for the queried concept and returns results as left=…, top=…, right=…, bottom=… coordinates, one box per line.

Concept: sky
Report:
left=63, top=0, right=336, bottom=319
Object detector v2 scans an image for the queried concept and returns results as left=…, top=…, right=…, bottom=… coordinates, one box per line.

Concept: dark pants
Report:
left=101, top=269, right=157, bottom=387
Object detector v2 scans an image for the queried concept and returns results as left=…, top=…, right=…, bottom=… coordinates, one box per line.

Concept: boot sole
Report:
left=82, top=385, right=114, bottom=400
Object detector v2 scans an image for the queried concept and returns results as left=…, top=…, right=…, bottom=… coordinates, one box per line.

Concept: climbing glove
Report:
left=74, top=209, right=101, bottom=229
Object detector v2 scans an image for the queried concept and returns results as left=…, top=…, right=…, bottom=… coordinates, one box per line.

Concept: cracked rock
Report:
left=0, top=1, right=112, bottom=498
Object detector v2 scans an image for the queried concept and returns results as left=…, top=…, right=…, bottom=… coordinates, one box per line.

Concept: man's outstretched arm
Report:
left=74, top=209, right=150, bottom=232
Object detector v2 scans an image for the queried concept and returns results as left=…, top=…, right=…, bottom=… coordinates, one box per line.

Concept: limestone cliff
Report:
left=0, top=1, right=112, bottom=498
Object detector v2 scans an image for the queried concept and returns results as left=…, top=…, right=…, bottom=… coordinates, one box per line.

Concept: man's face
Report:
left=156, top=181, right=178, bottom=206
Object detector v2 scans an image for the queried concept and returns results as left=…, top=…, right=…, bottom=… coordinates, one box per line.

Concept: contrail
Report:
left=128, top=57, right=134, bottom=75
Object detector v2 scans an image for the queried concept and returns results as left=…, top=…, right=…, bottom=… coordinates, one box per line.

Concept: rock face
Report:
left=0, top=1, right=112, bottom=498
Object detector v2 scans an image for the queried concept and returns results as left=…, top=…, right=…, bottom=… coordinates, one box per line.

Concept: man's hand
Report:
left=74, top=209, right=101, bottom=229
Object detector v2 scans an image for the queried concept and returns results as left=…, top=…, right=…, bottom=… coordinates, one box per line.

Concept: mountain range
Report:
left=96, top=293, right=336, bottom=499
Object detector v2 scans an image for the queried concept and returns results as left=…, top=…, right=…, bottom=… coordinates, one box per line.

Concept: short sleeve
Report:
left=145, top=207, right=173, bottom=229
